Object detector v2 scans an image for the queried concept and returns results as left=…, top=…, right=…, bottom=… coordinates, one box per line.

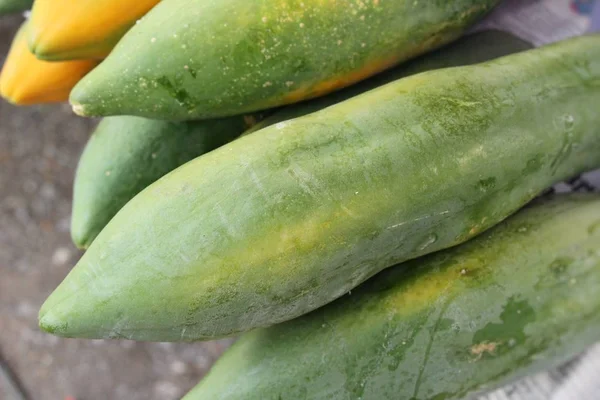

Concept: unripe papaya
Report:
left=69, top=0, right=501, bottom=120
left=39, top=35, right=600, bottom=342
left=72, top=31, right=531, bottom=250
left=184, top=194, right=600, bottom=400
left=71, top=115, right=259, bottom=250
left=0, top=23, right=98, bottom=105
left=28, top=0, right=160, bottom=61
left=0, top=0, right=32, bottom=14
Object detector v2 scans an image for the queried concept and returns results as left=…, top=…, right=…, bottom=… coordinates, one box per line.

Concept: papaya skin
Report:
left=39, top=35, right=600, bottom=342
left=0, top=23, right=98, bottom=105
left=71, top=31, right=528, bottom=250
left=71, top=115, right=260, bottom=250
left=0, top=0, right=32, bottom=14
left=28, top=0, right=160, bottom=61
left=248, top=30, right=533, bottom=134
left=184, top=194, right=600, bottom=400
left=69, top=0, right=500, bottom=120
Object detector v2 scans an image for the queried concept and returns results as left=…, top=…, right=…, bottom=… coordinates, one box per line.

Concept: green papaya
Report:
left=183, top=194, right=600, bottom=400
left=72, top=31, right=531, bottom=250
left=69, top=0, right=500, bottom=120
left=249, top=30, right=533, bottom=134
left=0, top=0, right=31, bottom=14
left=71, top=116, right=258, bottom=250
left=39, top=35, right=600, bottom=341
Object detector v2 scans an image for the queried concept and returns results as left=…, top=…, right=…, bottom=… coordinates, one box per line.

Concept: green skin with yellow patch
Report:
left=0, top=0, right=31, bottom=14
left=183, top=194, right=600, bottom=400
left=249, top=30, right=533, bottom=133
left=39, top=35, right=600, bottom=341
left=69, top=0, right=500, bottom=120
left=71, top=115, right=255, bottom=250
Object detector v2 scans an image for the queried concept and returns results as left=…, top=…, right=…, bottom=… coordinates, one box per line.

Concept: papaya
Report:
left=69, top=0, right=501, bottom=120
left=39, top=35, right=600, bottom=341
left=0, top=22, right=98, bottom=105
left=0, top=0, right=32, bottom=14
left=72, top=31, right=531, bottom=251
left=71, top=115, right=259, bottom=250
left=28, top=0, right=160, bottom=61
left=183, top=194, right=600, bottom=400
left=249, top=30, right=533, bottom=134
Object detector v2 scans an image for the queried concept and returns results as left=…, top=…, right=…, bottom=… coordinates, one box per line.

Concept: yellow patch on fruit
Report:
left=0, top=23, right=98, bottom=105
left=28, top=0, right=160, bottom=60
left=282, top=55, right=401, bottom=105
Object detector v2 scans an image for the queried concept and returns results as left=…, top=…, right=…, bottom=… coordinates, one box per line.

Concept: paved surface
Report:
left=0, top=15, right=230, bottom=400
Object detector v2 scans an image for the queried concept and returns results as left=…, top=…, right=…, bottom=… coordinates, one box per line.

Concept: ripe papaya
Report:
left=183, top=194, right=600, bottom=400
left=71, top=115, right=259, bottom=250
left=39, top=35, right=600, bottom=341
left=0, top=0, right=31, bottom=14
left=69, top=0, right=501, bottom=120
left=28, top=0, right=160, bottom=61
left=0, top=22, right=98, bottom=105
left=249, top=30, right=532, bottom=134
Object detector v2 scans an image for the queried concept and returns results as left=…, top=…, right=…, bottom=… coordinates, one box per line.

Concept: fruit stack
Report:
left=1, top=1, right=599, bottom=399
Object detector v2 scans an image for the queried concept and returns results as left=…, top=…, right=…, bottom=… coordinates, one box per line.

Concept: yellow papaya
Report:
left=28, top=0, right=160, bottom=61
left=0, top=23, right=98, bottom=105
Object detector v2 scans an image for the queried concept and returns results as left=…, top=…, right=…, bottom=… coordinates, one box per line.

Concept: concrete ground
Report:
left=0, top=14, right=230, bottom=400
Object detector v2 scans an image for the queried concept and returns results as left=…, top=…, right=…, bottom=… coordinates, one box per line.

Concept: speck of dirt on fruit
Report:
left=471, top=341, right=500, bottom=361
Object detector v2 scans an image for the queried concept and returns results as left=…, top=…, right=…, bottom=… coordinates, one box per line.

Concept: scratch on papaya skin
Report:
left=387, top=210, right=450, bottom=230
left=411, top=294, right=455, bottom=399
left=215, top=203, right=239, bottom=238
left=287, top=163, right=323, bottom=198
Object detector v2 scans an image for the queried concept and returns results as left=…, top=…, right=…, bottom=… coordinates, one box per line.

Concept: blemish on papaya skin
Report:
left=281, top=55, right=401, bottom=105
left=155, top=75, right=196, bottom=111
left=72, top=103, right=86, bottom=116
left=470, top=341, right=500, bottom=361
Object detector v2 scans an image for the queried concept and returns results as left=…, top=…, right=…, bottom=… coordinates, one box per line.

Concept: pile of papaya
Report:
left=2, top=1, right=600, bottom=398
